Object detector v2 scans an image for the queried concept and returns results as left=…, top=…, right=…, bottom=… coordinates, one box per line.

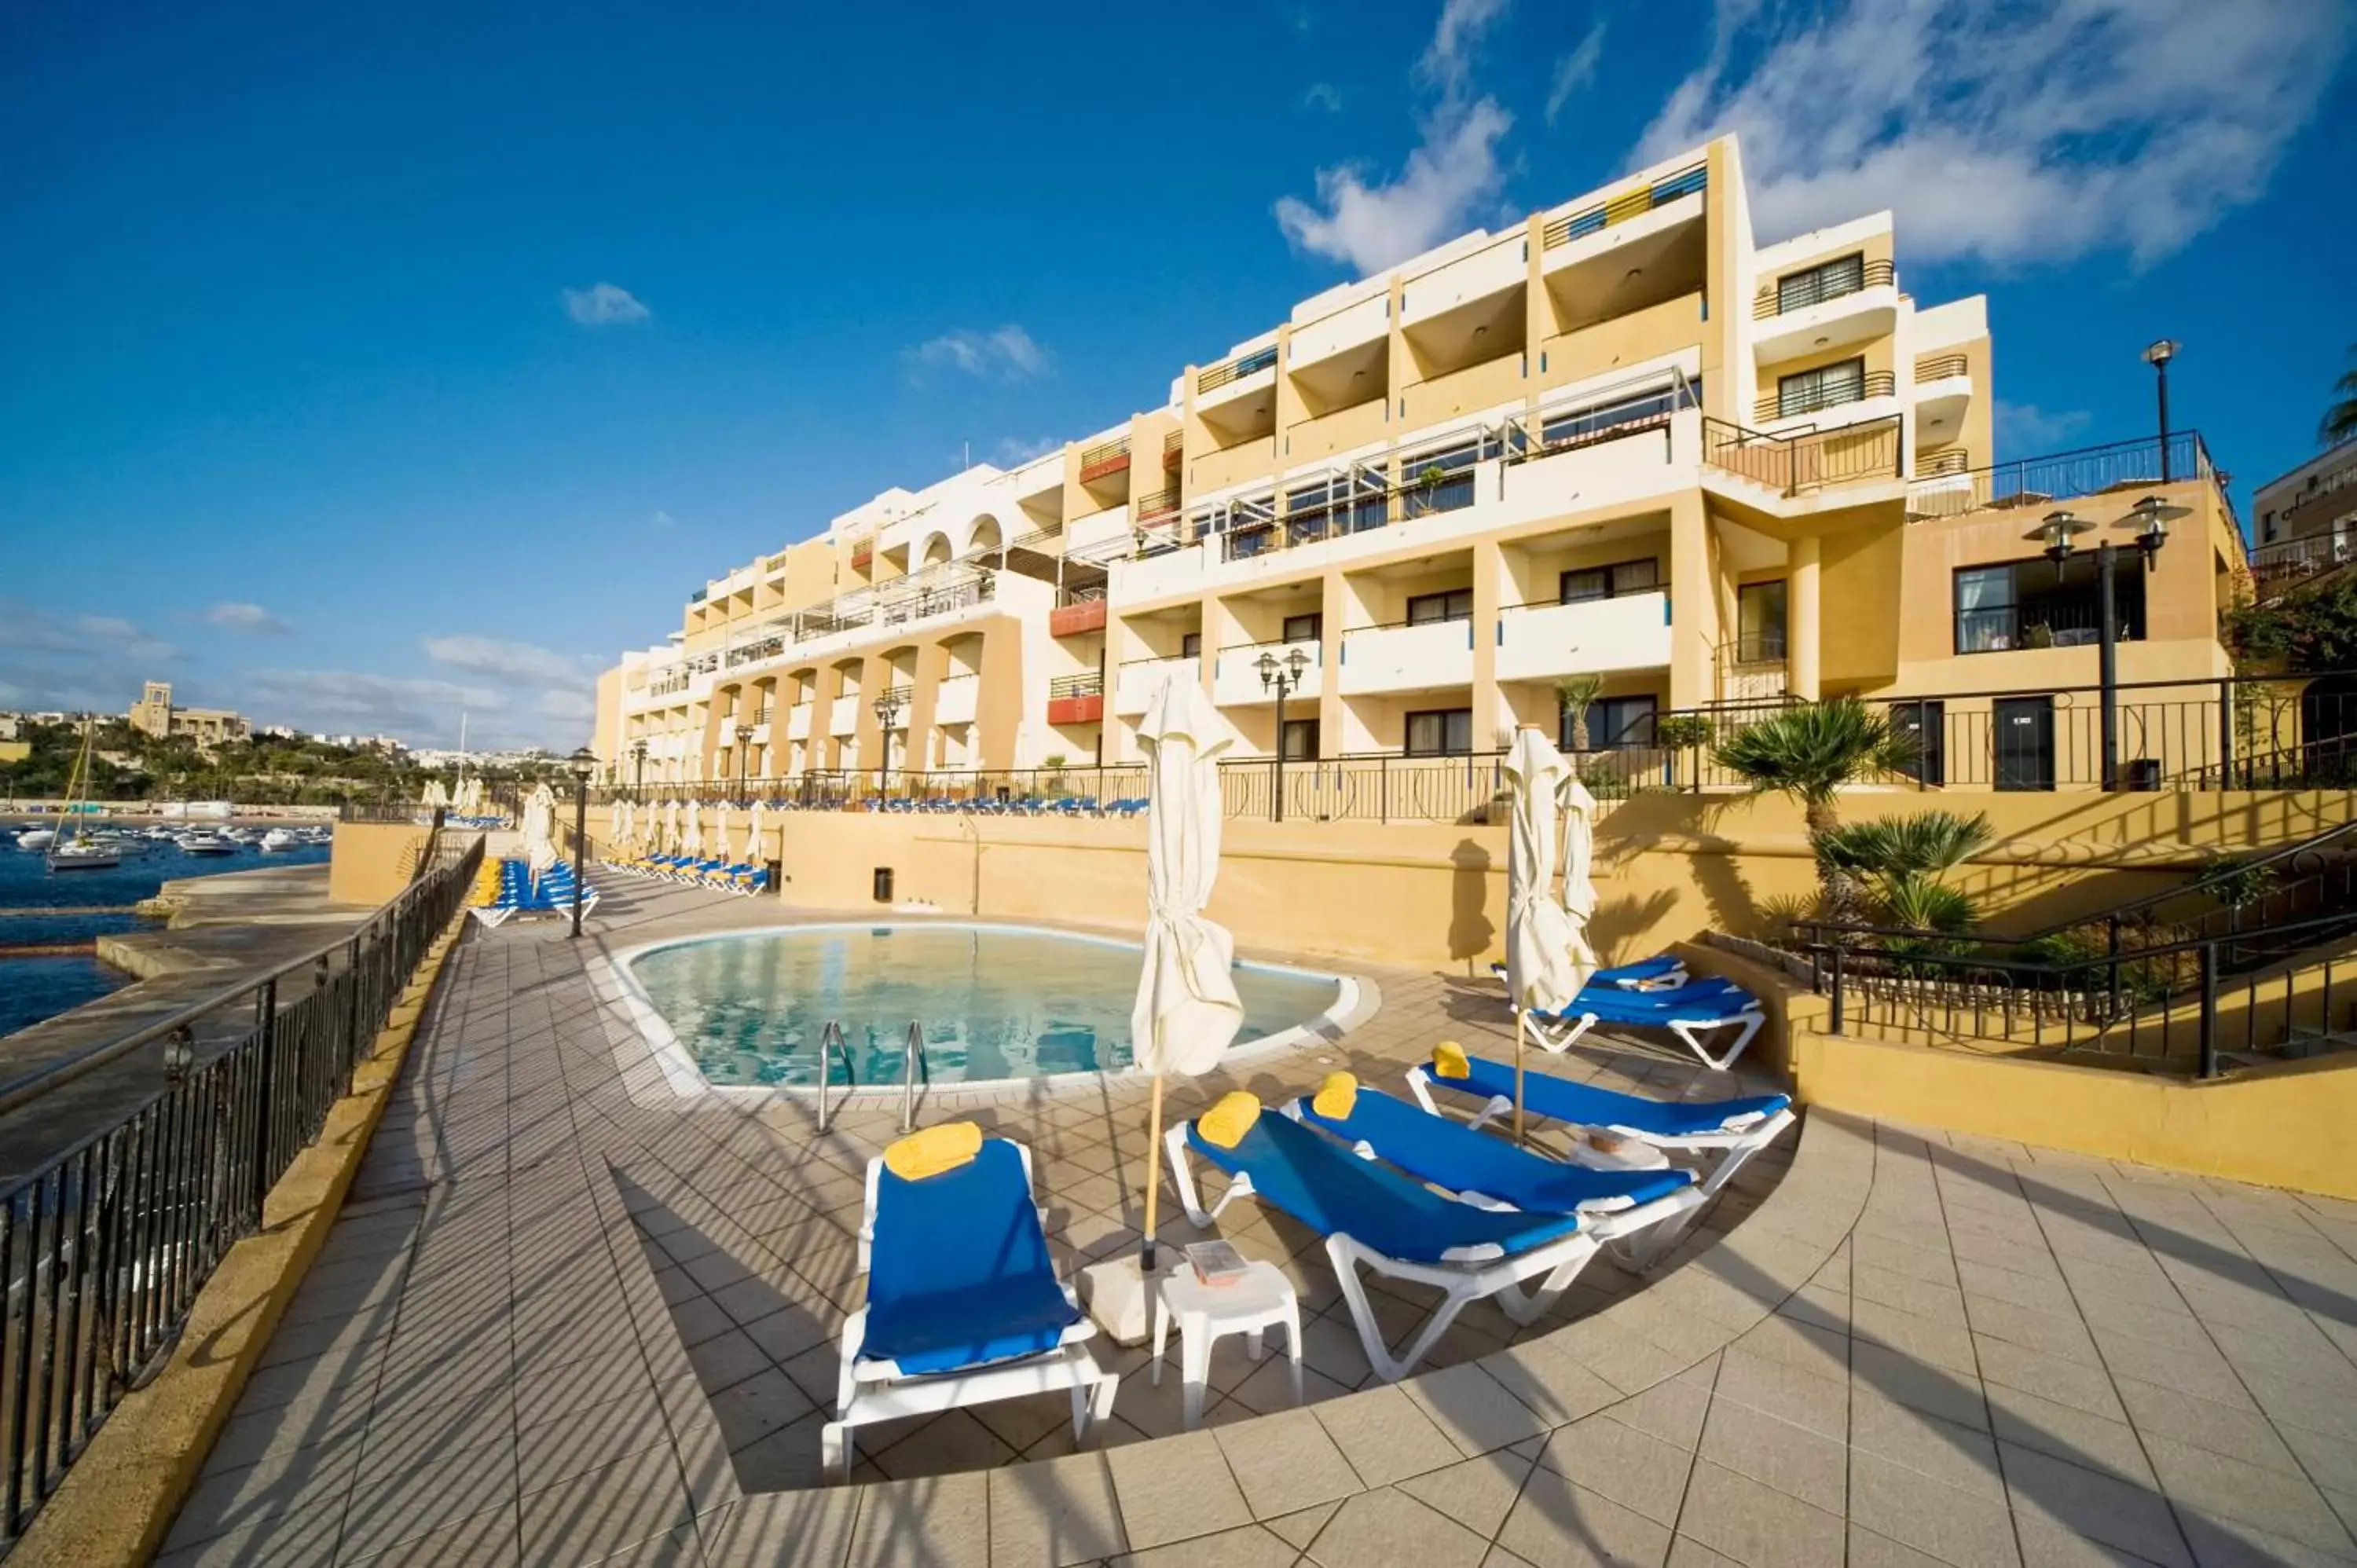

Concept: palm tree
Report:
left=2324, top=345, right=2357, bottom=449
left=1711, top=698, right=1919, bottom=914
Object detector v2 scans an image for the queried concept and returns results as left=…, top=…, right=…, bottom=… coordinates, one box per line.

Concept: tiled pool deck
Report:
left=156, top=883, right=2357, bottom=1566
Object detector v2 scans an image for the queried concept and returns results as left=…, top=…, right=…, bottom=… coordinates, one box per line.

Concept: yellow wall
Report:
left=327, top=823, right=431, bottom=907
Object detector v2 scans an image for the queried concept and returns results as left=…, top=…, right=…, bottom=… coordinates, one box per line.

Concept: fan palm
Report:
left=1815, top=811, right=1993, bottom=879
left=1712, top=698, right=1919, bottom=914
left=2325, top=345, right=2357, bottom=448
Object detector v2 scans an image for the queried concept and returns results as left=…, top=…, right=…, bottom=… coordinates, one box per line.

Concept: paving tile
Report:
left=1304, top=1486, right=1490, bottom=1568
left=2110, top=1376, right=2300, bottom=1475
left=1314, top=1384, right=1461, bottom=1487
left=988, top=1452, right=1127, bottom=1566
left=165, top=1429, right=365, bottom=1551
left=1674, top=1458, right=1845, bottom=1568
left=1845, top=1525, right=1957, bottom=1567
left=845, top=1470, right=989, bottom=1568
left=1213, top=1405, right=1361, bottom=1520
left=1600, top=1366, right=1717, bottom=1452
left=1981, top=1382, right=2156, bottom=1488
left=1398, top=1450, right=1538, bottom=1541
left=1496, top=1468, right=1676, bottom=1568
left=1105, top=1429, right=1252, bottom=1552
left=1109, top=1522, right=1300, bottom=1567
left=1405, top=1361, right=1552, bottom=1456
left=152, top=1496, right=347, bottom=1568
left=2088, top=1326, right=2256, bottom=1411
left=1973, top=1334, right=2125, bottom=1422
left=2000, top=1442, right=2191, bottom=1568
left=338, top=1501, right=523, bottom=1566
left=1540, top=1416, right=1695, bottom=1528
left=1696, top=1396, right=1845, bottom=1515
left=2142, top=1432, right=2357, bottom=1557
left=1846, top=1450, right=2022, bottom=1568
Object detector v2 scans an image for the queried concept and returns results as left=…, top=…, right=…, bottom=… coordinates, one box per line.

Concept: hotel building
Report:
left=127, top=681, right=252, bottom=749
left=593, top=134, right=2245, bottom=795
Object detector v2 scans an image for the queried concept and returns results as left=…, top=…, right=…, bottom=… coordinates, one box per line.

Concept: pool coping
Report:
left=594, top=918, right=1378, bottom=1105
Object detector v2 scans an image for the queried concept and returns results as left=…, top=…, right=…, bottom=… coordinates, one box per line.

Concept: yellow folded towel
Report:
left=1311, top=1072, right=1358, bottom=1119
left=1432, top=1041, right=1472, bottom=1079
left=1197, top=1091, right=1262, bottom=1149
left=882, top=1120, right=983, bottom=1181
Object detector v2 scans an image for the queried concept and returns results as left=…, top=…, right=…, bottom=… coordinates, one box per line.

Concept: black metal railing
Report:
left=1904, top=430, right=2218, bottom=522
left=2249, top=530, right=2355, bottom=599
left=1753, top=257, right=1896, bottom=318
left=0, top=836, right=483, bottom=1548
left=1047, top=672, right=1102, bottom=701
left=1703, top=415, right=1904, bottom=496
left=1754, top=370, right=1898, bottom=423
left=1953, top=597, right=2139, bottom=655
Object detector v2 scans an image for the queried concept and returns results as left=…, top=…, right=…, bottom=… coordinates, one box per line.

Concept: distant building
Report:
left=126, top=681, right=251, bottom=747
left=0, top=714, right=20, bottom=742
left=2253, top=438, right=2357, bottom=553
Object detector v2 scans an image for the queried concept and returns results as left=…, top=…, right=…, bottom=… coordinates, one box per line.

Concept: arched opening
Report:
left=920, top=533, right=953, bottom=570
left=968, top=514, right=1003, bottom=560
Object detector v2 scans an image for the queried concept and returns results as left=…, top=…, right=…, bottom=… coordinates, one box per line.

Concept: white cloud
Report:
left=561, top=282, right=652, bottom=326
left=904, top=325, right=1052, bottom=383
left=1636, top=0, right=2351, bottom=267
left=1996, top=400, right=2092, bottom=452
left=203, top=601, right=292, bottom=635
left=1303, top=82, right=1344, bottom=113
left=76, top=615, right=141, bottom=641
left=0, top=605, right=175, bottom=713
left=651, top=510, right=677, bottom=529
left=995, top=435, right=1062, bottom=465
left=242, top=669, right=506, bottom=740
left=1545, top=21, right=1606, bottom=126
left=1276, top=0, right=1516, bottom=275
left=421, top=633, right=596, bottom=691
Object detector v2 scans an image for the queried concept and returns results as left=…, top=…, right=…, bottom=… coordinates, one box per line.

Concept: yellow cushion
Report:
left=882, top=1121, right=983, bottom=1181
left=1197, top=1091, right=1262, bottom=1149
left=1311, top=1072, right=1358, bottom=1119
left=1433, top=1041, right=1471, bottom=1079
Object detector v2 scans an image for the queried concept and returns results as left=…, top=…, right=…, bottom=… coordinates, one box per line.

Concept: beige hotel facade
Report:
left=593, top=134, right=2245, bottom=793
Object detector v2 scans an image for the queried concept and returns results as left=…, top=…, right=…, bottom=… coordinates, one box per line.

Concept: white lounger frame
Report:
left=823, top=1140, right=1120, bottom=1482
left=1405, top=1065, right=1797, bottom=1264
left=1517, top=996, right=1765, bottom=1072
left=1164, top=1125, right=1702, bottom=1383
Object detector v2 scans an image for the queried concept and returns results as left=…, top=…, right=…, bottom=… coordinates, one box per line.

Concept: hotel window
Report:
left=1406, top=588, right=1474, bottom=625
left=1281, top=612, right=1323, bottom=643
left=1563, top=694, right=1657, bottom=753
left=1953, top=556, right=2144, bottom=654
left=1736, top=581, right=1788, bottom=662
left=1281, top=718, right=1321, bottom=760
left=1776, top=357, right=1866, bottom=420
left=1404, top=708, right=1473, bottom=757
left=1560, top=559, right=1659, bottom=603
left=1776, top=253, right=1866, bottom=314
left=1181, top=632, right=1202, bottom=658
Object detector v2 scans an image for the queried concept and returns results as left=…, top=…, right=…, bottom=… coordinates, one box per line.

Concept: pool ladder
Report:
left=811, top=1020, right=929, bottom=1136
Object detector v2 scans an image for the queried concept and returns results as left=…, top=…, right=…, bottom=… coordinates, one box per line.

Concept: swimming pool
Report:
left=621, top=924, right=1350, bottom=1090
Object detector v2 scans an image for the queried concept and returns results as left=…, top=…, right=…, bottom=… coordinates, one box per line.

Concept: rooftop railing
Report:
left=1197, top=345, right=1278, bottom=394
left=1904, top=430, right=2220, bottom=522
left=1542, top=162, right=1706, bottom=249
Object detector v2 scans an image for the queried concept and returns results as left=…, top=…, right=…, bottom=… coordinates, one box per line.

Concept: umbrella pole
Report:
left=1513, top=1009, right=1527, bottom=1145
left=1141, top=1073, right=1166, bottom=1273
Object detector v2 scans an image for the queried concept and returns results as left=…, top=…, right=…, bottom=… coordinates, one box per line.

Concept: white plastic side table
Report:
left=1151, top=1260, right=1301, bottom=1428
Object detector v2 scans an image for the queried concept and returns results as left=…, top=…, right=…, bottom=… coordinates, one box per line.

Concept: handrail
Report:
left=0, top=833, right=486, bottom=1119
left=815, top=1020, right=850, bottom=1131
left=1753, top=257, right=1896, bottom=319
left=900, top=1020, right=928, bottom=1134
left=2016, top=815, right=2357, bottom=941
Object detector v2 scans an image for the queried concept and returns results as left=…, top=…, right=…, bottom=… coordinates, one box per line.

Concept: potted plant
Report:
left=1411, top=463, right=1450, bottom=515
left=1651, top=713, right=1717, bottom=790
left=1554, top=674, right=1606, bottom=753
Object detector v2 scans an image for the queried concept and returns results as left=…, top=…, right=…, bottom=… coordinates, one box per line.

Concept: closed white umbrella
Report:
left=748, top=800, right=770, bottom=869
left=613, top=797, right=632, bottom=855
left=714, top=800, right=735, bottom=864
left=521, top=782, right=558, bottom=884
left=684, top=797, right=703, bottom=859
left=1130, top=674, right=1244, bottom=1272
left=1560, top=774, right=1603, bottom=977
left=664, top=798, right=680, bottom=855
left=1501, top=726, right=1589, bottom=1141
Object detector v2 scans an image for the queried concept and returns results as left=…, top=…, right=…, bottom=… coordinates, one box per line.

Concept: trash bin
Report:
left=873, top=866, right=894, bottom=903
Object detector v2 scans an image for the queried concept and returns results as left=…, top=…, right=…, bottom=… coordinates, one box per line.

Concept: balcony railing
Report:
left=1134, top=487, right=1179, bottom=524
left=1956, top=599, right=2139, bottom=655
left=1904, top=430, right=2219, bottom=522
left=1755, top=369, right=1897, bottom=423
left=1048, top=672, right=1103, bottom=701
left=1703, top=416, right=1903, bottom=496
left=2249, top=529, right=2355, bottom=597
left=1164, top=429, right=1184, bottom=468
left=1078, top=438, right=1131, bottom=484
left=1542, top=162, right=1706, bottom=248
left=1919, top=448, right=1971, bottom=477
left=1915, top=353, right=1970, bottom=383
left=1198, top=345, right=1278, bottom=394
left=1752, top=257, right=1895, bottom=319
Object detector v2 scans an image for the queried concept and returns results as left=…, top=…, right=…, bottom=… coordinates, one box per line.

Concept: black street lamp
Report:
left=1255, top=645, right=1312, bottom=822
left=872, top=689, right=906, bottom=795
left=2143, top=339, right=2179, bottom=482
left=2039, top=500, right=2179, bottom=790
left=566, top=747, right=596, bottom=938
left=631, top=739, right=647, bottom=797
left=734, top=722, right=753, bottom=799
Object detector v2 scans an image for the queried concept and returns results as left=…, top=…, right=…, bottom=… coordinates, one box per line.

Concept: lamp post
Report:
left=734, top=723, right=753, bottom=799
left=2143, top=339, right=2179, bottom=482
left=873, top=689, right=906, bottom=797
left=1255, top=646, right=1311, bottom=822
left=631, top=739, right=647, bottom=798
left=566, top=746, right=596, bottom=938
left=2040, top=502, right=2177, bottom=790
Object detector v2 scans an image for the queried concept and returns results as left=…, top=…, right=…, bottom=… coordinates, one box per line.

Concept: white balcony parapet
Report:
left=1337, top=619, right=1476, bottom=698
left=828, top=694, right=860, bottom=737
left=1114, top=656, right=1200, bottom=717
left=934, top=672, right=980, bottom=727
left=786, top=705, right=813, bottom=741
left=1495, top=592, right=1672, bottom=683
left=1402, top=232, right=1523, bottom=326
left=1211, top=640, right=1322, bottom=708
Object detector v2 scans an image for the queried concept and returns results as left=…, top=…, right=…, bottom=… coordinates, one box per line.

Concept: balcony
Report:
left=1047, top=672, right=1105, bottom=727
left=1904, top=431, right=2217, bottom=522
left=1495, top=593, right=1670, bottom=683
left=1336, top=617, right=1475, bottom=698
left=1113, top=655, right=1198, bottom=716
left=1211, top=639, right=1322, bottom=708
left=828, top=694, right=860, bottom=736
left=786, top=705, right=813, bottom=741
left=1050, top=589, right=1109, bottom=638
left=1754, top=370, right=1897, bottom=425
left=1401, top=232, right=1524, bottom=329
left=1703, top=416, right=1903, bottom=500
left=1542, top=163, right=1706, bottom=251
left=1197, top=345, right=1278, bottom=415
left=1915, top=352, right=1974, bottom=439
left=1288, top=290, right=1388, bottom=371
left=1078, top=438, right=1131, bottom=485
left=1753, top=263, right=1898, bottom=365
left=934, top=672, right=980, bottom=727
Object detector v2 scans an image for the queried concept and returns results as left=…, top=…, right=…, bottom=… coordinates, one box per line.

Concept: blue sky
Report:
left=2, top=0, right=2350, bottom=749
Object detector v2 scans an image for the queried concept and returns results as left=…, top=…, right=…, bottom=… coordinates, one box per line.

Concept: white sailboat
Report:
left=48, top=720, right=120, bottom=870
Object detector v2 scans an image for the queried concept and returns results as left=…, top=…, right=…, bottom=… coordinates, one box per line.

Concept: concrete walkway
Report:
left=157, top=884, right=2357, bottom=1566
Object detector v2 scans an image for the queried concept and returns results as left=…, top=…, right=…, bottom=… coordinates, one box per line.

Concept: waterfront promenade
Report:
left=156, top=882, right=2357, bottom=1566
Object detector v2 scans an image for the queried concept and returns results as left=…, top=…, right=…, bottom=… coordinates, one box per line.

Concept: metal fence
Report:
left=1904, top=430, right=2217, bottom=521
left=0, top=836, right=484, bottom=1548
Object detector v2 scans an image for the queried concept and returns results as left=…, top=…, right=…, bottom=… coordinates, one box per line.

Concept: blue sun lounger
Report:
left=1516, top=975, right=1768, bottom=1071
left=1287, top=1082, right=1696, bottom=1216
left=1491, top=954, right=1688, bottom=992
left=1407, top=1051, right=1794, bottom=1256
left=824, top=1133, right=1117, bottom=1482
left=1167, top=1100, right=1700, bottom=1382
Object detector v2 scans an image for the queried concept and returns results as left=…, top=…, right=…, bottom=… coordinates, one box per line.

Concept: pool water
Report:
left=628, top=925, right=1343, bottom=1088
